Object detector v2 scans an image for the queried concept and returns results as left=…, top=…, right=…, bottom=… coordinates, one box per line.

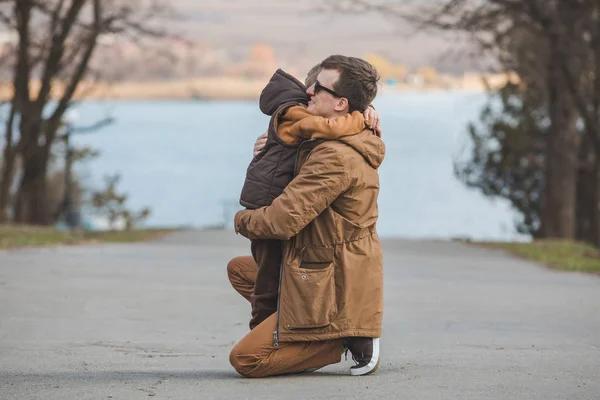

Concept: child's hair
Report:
left=304, top=63, right=322, bottom=87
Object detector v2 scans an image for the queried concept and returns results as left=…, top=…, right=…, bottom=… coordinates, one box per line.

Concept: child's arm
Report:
left=297, top=111, right=366, bottom=140
left=276, top=105, right=366, bottom=143
left=364, top=105, right=381, bottom=137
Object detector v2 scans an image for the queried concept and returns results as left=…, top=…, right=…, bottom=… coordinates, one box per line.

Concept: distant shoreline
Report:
left=0, top=74, right=515, bottom=101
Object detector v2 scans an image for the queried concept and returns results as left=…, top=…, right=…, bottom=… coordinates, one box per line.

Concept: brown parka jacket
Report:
left=234, top=129, right=385, bottom=344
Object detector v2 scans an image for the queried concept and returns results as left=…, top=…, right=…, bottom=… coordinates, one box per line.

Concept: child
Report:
left=238, top=65, right=370, bottom=330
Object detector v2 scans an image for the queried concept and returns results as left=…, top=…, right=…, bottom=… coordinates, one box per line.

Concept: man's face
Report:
left=306, top=69, right=347, bottom=117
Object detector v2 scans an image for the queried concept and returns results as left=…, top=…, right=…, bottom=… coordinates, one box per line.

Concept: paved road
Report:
left=1, top=230, right=599, bottom=400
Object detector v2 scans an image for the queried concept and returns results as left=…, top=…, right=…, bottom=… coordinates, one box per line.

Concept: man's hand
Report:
left=253, top=132, right=268, bottom=157
left=364, top=106, right=382, bottom=137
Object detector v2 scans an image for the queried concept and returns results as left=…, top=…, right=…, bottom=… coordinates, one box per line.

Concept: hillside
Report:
left=169, top=0, right=480, bottom=74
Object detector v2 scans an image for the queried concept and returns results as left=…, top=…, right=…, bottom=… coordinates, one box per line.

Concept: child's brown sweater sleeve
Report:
left=276, top=105, right=366, bottom=144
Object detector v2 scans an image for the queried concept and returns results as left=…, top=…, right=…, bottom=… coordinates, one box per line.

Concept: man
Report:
left=233, top=64, right=368, bottom=332
left=229, top=55, right=385, bottom=378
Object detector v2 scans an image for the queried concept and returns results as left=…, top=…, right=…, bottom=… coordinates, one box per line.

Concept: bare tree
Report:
left=543, top=1, right=600, bottom=245
left=0, top=0, right=170, bottom=225
left=333, top=0, right=594, bottom=242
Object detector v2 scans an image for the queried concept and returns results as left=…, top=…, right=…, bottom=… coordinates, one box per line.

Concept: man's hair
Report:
left=320, top=55, right=379, bottom=113
left=305, top=63, right=322, bottom=87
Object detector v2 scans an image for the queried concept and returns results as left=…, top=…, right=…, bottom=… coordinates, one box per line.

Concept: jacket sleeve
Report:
left=234, top=144, right=350, bottom=240
left=297, top=111, right=366, bottom=140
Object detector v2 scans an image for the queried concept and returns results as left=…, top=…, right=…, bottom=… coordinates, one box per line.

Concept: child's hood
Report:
left=259, top=69, right=310, bottom=116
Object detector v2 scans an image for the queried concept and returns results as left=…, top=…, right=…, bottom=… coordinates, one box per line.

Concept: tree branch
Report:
left=0, top=8, right=13, bottom=28
left=50, top=0, right=66, bottom=38
left=34, top=0, right=86, bottom=111
left=48, top=0, right=101, bottom=136
left=14, top=0, right=32, bottom=113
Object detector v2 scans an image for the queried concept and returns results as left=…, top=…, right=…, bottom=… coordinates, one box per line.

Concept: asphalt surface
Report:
left=1, top=230, right=599, bottom=400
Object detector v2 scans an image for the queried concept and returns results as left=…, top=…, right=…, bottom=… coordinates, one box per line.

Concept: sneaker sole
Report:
left=350, top=337, right=380, bottom=376
left=302, top=367, right=322, bottom=373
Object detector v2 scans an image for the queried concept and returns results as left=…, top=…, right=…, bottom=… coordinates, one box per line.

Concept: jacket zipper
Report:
left=273, top=139, right=313, bottom=347
left=273, top=240, right=284, bottom=347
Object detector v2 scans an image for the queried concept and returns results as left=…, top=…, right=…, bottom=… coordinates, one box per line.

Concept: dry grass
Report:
left=477, top=240, right=600, bottom=274
left=0, top=225, right=178, bottom=250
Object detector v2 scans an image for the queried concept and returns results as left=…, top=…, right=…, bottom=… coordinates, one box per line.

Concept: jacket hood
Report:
left=259, top=69, right=309, bottom=116
left=338, top=129, right=386, bottom=169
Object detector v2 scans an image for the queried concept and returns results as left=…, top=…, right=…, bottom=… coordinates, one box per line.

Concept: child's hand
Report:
left=254, top=132, right=268, bottom=157
left=363, top=106, right=382, bottom=137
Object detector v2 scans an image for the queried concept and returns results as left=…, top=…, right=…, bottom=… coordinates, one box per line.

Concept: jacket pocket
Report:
left=285, top=265, right=336, bottom=329
left=284, top=247, right=336, bottom=329
left=300, top=246, right=335, bottom=269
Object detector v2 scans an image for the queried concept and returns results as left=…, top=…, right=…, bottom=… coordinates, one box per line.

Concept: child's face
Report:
left=304, top=67, right=322, bottom=88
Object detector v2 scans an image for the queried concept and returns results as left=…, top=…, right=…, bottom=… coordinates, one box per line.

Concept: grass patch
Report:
left=478, top=240, right=600, bottom=274
left=0, top=224, right=179, bottom=250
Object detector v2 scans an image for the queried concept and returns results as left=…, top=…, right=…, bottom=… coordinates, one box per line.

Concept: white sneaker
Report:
left=347, top=337, right=380, bottom=376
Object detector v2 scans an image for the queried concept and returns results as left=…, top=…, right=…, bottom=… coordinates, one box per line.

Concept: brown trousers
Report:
left=227, top=256, right=342, bottom=378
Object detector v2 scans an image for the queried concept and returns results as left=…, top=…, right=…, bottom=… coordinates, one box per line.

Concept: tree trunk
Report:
left=575, top=128, right=600, bottom=246
left=541, top=108, right=579, bottom=238
left=540, top=44, right=580, bottom=239
left=0, top=103, right=17, bottom=222
left=15, top=110, right=51, bottom=225
left=590, top=152, right=600, bottom=246
left=0, top=146, right=17, bottom=223
left=576, top=156, right=594, bottom=243
left=14, top=141, right=51, bottom=225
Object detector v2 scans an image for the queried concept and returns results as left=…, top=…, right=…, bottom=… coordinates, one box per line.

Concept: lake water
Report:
left=70, top=92, right=525, bottom=241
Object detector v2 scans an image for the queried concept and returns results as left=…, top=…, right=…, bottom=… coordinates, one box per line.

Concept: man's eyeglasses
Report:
left=314, top=79, right=344, bottom=98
